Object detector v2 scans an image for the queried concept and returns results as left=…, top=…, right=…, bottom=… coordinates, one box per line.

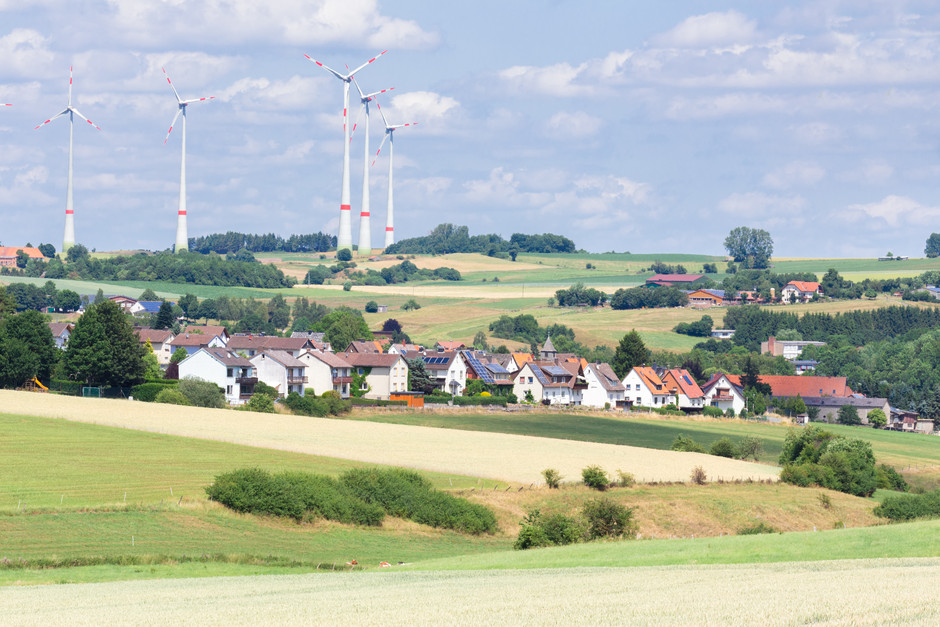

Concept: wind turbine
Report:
left=372, top=99, right=416, bottom=250
left=162, top=67, right=214, bottom=253
left=35, top=66, right=99, bottom=253
left=304, top=50, right=386, bottom=253
left=349, top=77, right=393, bottom=257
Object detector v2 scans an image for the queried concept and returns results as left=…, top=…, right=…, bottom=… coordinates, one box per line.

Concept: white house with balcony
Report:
left=250, top=350, right=307, bottom=397
left=298, top=349, right=353, bottom=398
left=177, top=348, right=257, bottom=405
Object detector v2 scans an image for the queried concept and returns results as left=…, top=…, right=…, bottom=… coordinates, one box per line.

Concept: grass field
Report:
left=3, top=557, right=939, bottom=623
left=0, top=392, right=779, bottom=485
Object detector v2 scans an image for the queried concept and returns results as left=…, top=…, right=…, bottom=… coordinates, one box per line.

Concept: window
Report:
left=226, top=385, right=233, bottom=395
left=227, top=368, right=233, bottom=378
left=358, top=367, right=364, bottom=375
left=528, top=377, right=533, bottom=384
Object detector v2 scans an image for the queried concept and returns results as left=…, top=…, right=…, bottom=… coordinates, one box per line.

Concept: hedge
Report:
left=131, top=380, right=180, bottom=402
left=453, top=395, right=509, bottom=407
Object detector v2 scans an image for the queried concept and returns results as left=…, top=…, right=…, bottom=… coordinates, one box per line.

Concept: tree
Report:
left=170, top=347, right=189, bottom=364
left=15, top=250, right=29, bottom=268
left=54, top=289, right=81, bottom=312
left=0, top=309, right=58, bottom=387
left=0, top=285, right=16, bottom=319
left=139, top=288, right=159, bottom=301
left=336, top=248, right=353, bottom=262
left=364, top=300, right=379, bottom=313
left=401, top=299, right=421, bottom=311
left=868, top=408, right=887, bottom=428
left=38, top=243, right=56, bottom=258
left=472, top=330, right=487, bottom=350
left=611, top=330, right=650, bottom=379
left=926, top=233, right=940, bottom=258
left=723, top=227, right=774, bottom=268
left=153, top=300, right=175, bottom=330
left=315, top=307, right=372, bottom=352
left=178, top=376, right=225, bottom=408
left=406, top=357, right=438, bottom=394
left=740, top=354, right=772, bottom=396
left=63, top=299, right=147, bottom=387
left=178, top=293, right=199, bottom=318
left=838, top=404, right=861, bottom=425
left=142, top=340, right=163, bottom=379
left=66, top=244, right=90, bottom=263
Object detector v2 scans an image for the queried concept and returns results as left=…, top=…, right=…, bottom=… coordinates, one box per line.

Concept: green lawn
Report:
left=411, top=519, right=940, bottom=571
left=0, top=413, right=486, bottom=511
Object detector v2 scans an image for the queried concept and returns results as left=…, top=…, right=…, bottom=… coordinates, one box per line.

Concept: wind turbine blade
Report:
left=68, top=66, right=73, bottom=106
left=162, top=67, right=183, bottom=103
left=164, top=107, right=183, bottom=144
left=348, top=50, right=388, bottom=78
left=70, top=108, right=101, bottom=130
left=349, top=103, right=365, bottom=143
left=371, top=133, right=390, bottom=167
left=364, top=87, right=394, bottom=100
left=34, top=110, right=69, bottom=130
left=182, top=96, right=214, bottom=104
left=351, top=74, right=366, bottom=100
left=1, top=103, right=11, bottom=107
left=304, top=54, right=346, bottom=80
left=392, top=122, right=417, bottom=129
left=375, top=99, right=391, bottom=128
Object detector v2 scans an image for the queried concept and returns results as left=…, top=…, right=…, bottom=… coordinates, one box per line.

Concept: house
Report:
left=47, top=322, right=74, bottom=350
left=888, top=408, right=934, bottom=434
left=0, top=246, right=45, bottom=267
left=169, top=329, right=227, bottom=356
left=646, top=274, right=706, bottom=287
left=512, top=360, right=586, bottom=406
left=434, top=340, right=466, bottom=352
left=298, top=350, right=353, bottom=398
left=723, top=374, right=854, bottom=399
left=136, top=328, right=176, bottom=365
left=342, top=352, right=410, bottom=400
left=917, top=285, right=940, bottom=299
left=130, top=300, right=176, bottom=316
left=177, top=348, right=256, bottom=405
left=799, top=396, right=891, bottom=425
left=761, top=336, right=826, bottom=360
left=227, top=335, right=312, bottom=358
left=711, top=329, right=735, bottom=340
left=660, top=368, right=706, bottom=411
left=250, top=350, right=307, bottom=397
left=510, top=352, right=533, bottom=372
left=781, top=281, right=821, bottom=303
left=622, top=367, right=672, bottom=408
left=290, top=331, right=331, bottom=351
left=108, top=295, right=138, bottom=313
left=686, top=289, right=726, bottom=308
left=793, top=360, right=819, bottom=374
left=388, top=342, right=423, bottom=354
left=582, top=363, right=626, bottom=408
left=345, top=339, right=386, bottom=354
left=461, top=350, right=515, bottom=394
left=701, top=373, right=747, bottom=415
left=181, top=325, right=230, bottom=344
left=421, top=351, right=467, bottom=395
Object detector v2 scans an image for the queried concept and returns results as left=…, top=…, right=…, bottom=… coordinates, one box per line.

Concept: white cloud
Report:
left=653, top=11, right=758, bottom=49
left=790, top=122, right=842, bottom=145
left=499, top=62, right=590, bottom=97
left=718, top=192, right=806, bottom=226
left=763, top=161, right=825, bottom=189
left=0, top=29, right=56, bottom=79
left=103, top=0, right=439, bottom=50
left=220, top=75, right=325, bottom=111
left=843, top=195, right=940, bottom=227
left=545, top=111, right=602, bottom=139
left=387, top=91, right=458, bottom=131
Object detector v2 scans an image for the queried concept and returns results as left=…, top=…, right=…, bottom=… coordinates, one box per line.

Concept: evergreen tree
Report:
left=406, top=357, right=438, bottom=394
left=64, top=300, right=146, bottom=386
left=153, top=300, right=175, bottom=330
left=611, top=330, right=650, bottom=379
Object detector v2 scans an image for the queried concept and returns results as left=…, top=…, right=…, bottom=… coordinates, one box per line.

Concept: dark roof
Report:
left=342, top=353, right=404, bottom=368
left=136, top=328, right=174, bottom=344
left=800, top=396, right=889, bottom=409
left=171, top=332, right=220, bottom=347
left=228, top=336, right=311, bottom=351
left=291, top=331, right=326, bottom=343
left=589, top=363, right=625, bottom=392
left=48, top=322, right=73, bottom=337
left=301, top=349, right=350, bottom=368
left=202, top=348, right=252, bottom=367
left=251, top=349, right=306, bottom=368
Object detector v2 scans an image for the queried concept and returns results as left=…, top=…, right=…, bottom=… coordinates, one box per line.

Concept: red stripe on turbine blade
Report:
left=340, top=204, right=351, bottom=211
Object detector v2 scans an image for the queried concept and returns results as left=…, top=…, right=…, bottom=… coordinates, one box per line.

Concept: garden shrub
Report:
left=737, top=521, right=777, bottom=535
left=874, top=490, right=940, bottom=521
left=154, top=387, right=191, bottom=406
left=542, top=468, right=562, bottom=489
left=702, top=406, right=723, bottom=418
left=876, top=464, right=909, bottom=492
left=130, top=380, right=178, bottom=402
left=540, top=512, right=586, bottom=545
left=671, top=434, right=706, bottom=454
left=616, top=470, right=635, bottom=487
left=582, top=465, right=610, bottom=491
left=709, top=437, right=739, bottom=459
left=582, top=497, right=637, bottom=539
left=243, top=393, right=275, bottom=413
left=514, top=511, right=552, bottom=550
left=283, top=391, right=350, bottom=416
left=252, top=381, right=279, bottom=398
left=178, top=376, right=226, bottom=408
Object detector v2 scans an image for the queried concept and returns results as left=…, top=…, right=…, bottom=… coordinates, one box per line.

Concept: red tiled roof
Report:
left=785, top=281, right=821, bottom=293
left=136, top=328, right=174, bottom=344
left=436, top=340, right=466, bottom=350
left=342, top=352, right=404, bottom=368
left=48, top=322, right=73, bottom=337
left=724, top=374, right=853, bottom=398
left=228, top=336, right=310, bottom=351
left=170, top=333, right=220, bottom=347
left=632, top=366, right=668, bottom=394
left=662, top=368, right=704, bottom=399
left=182, top=325, right=228, bottom=338
left=0, top=246, right=45, bottom=259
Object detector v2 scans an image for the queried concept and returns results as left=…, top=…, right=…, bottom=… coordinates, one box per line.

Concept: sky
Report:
left=1, top=1, right=940, bottom=257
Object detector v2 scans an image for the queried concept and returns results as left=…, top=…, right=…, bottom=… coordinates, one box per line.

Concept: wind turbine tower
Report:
left=304, top=50, right=386, bottom=253
left=162, top=67, right=214, bottom=253
left=35, top=67, right=99, bottom=253
left=372, top=100, right=416, bottom=250
left=350, top=78, right=393, bottom=257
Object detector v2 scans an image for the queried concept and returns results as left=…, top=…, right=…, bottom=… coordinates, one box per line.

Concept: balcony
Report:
left=236, top=376, right=258, bottom=386
left=287, top=376, right=306, bottom=385
left=333, top=376, right=353, bottom=385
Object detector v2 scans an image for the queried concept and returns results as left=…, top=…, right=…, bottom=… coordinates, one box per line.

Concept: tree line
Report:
left=188, top=231, right=336, bottom=254
left=385, top=223, right=576, bottom=256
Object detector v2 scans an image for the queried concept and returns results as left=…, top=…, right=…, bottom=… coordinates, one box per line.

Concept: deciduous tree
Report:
left=724, top=227, right=774, bottom=268
left=63, top=299, right=146, bottom=387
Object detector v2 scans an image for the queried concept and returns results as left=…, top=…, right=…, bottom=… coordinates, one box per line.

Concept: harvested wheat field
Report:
left=0, top=391, right=778, bottom=484
left=3, top=558, right=938, bottom=625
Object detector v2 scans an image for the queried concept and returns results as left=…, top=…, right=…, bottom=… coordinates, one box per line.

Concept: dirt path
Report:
left=0, top=390, right=779, bottom=484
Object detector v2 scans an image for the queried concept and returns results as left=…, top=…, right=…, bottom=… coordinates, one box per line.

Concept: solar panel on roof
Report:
left=486, top=363, right=509, bottom=375
left=464, top=352, right=494, bottom=383
left=682, top=375, right=694, bottom=386
left=530, top=365, right=549, bottom=385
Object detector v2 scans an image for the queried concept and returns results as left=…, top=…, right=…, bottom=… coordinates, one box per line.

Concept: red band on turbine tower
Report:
left=340, top=204, right=351, bottom=211
left=360, top=212, right=370, bottom=217
left=178, top=211, right=187, bottom=216
left=65, top=210, right=74, bottom=215
left=385, top=227, right=393, bottom=231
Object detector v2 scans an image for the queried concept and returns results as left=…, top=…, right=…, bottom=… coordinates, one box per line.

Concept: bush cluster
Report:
left=581, top=465, right=610, bottom=491
left=514, top=498, right=638, bottom=550
left=874, top=490, right=940, bottom=521
left=778, top=426, right=878, bottom=497
left=206, top=467, right=497, bottom=534
left=670, top=434, right=764, bottom=462
left=155, top=388, right=191, bottom=405
left=737, top=521, right=777, bottom=535
left=130, top=380, right=179, bottom=402
left=452, top=395, right=512, bottom=407
left=283, top=391, right=351, bottom=416
left=876, top=464, right=910, bottom=492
